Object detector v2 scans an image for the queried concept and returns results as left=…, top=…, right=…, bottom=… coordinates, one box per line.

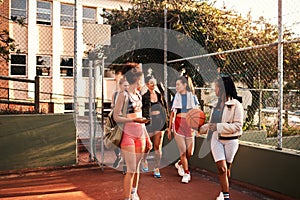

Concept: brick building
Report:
left=0, top=0, right=130, bottom=113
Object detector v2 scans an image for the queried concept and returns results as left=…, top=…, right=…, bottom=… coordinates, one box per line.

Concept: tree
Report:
left=0, top=0, right=23, bottom=62
left=102, top=0, right=299, bottom=128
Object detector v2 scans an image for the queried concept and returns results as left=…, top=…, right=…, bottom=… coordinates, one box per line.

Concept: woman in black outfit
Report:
left=141, top=76, right=168, bottom=178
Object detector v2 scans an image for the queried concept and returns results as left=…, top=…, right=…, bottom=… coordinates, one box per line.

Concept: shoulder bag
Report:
left=104, top=93, right=129, bottom=149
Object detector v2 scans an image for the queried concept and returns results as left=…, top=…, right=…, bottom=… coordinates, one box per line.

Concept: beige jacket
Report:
left=200, top=99, right=244, bottom=138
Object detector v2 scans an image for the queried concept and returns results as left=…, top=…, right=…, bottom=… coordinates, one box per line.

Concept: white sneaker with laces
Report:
left=216, top=192, right=224, bottom=200
left=181, top=173, right=191, bottom=184
left=175, top=160, right=184, bottom=176
left=131, top=192, right=140, bottom=200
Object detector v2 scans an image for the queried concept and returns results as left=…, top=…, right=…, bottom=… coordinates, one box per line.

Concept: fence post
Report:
left=35, top=76, right=40, bottom=113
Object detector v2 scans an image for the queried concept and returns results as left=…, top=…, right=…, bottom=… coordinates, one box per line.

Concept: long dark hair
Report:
left=176, top=75, right=195, bottom=94
left=216, top=76, right=242, bottom=108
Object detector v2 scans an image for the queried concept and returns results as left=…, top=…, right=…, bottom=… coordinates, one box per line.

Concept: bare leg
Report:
left=141, top=133, right=152, bottom=171
left=175, top=134, right=189, bottom=171
left=122, top=146, right=136, bottom=199
left=132, top=146, right=143, bottom=189
left=216, top=160, right=229, bottom=193
left=185, top=136, right=194, bottom=160
left=153, top=131, right=164, bottom=168
left=227, top=162, right=232, bottom=179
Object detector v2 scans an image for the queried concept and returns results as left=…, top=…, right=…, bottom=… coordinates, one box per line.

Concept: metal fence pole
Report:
left=89, top=59, right=95, bottom=161
left=164, top=7, right=168, bottom=106
left=101, top=57, right=106, bottom=171
left=277, top=0, right=283, bottom=150
left=34, top=76, right=40, bottom=113
left=74, top=0, right=79, bottom=164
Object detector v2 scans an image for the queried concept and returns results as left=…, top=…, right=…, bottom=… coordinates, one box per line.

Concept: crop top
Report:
left=173, top=94, right=199, bottom=114
left=127, top=93, right=142, bottom=113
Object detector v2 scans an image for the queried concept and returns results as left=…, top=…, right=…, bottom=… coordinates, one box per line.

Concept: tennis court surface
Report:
left=0, top=154, right=296, bottom=200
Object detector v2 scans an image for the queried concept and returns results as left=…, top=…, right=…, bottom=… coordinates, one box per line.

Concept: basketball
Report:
left=186, top=108, right=206, bottom=130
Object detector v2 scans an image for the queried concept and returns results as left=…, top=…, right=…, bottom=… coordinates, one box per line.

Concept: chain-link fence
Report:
left=1, top=0, right=299, bottom=167
left=99, top=0, right=300, bottom=153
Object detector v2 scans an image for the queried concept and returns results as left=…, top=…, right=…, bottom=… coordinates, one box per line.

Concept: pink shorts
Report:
left=174, top=116, right=193, bottom=138
left=121, top=122, right=146, bottom=148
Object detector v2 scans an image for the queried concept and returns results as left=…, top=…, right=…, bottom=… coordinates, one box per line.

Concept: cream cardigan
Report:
left=200, top=99, right=244, bottom=138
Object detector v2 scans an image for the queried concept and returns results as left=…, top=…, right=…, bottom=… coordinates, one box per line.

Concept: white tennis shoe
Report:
left=175, top=160, right=184, bottom=176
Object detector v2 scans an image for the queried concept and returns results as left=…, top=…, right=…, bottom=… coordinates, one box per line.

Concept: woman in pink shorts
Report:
left=113, top=64, right=151, bottom=200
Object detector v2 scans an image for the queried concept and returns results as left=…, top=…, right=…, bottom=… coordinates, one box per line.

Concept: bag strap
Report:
left=121, top=91, right=129, bottom=117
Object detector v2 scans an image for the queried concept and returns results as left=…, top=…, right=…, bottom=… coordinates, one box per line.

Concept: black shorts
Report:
left=146, top=114, right=166, bottom=133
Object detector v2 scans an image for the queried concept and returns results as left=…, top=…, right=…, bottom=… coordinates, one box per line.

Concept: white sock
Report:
left=131, top=187, right=137, bottom=194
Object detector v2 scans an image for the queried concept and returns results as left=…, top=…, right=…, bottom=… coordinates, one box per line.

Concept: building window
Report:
left=60, top=3, right=74, bottom=27
left=83, top=7, right=96, bottom=24
left=84, top=102, right=95, bottom=116
left=37, top=1, right=52, bottom=25
left=10, top=54, right=26, bottom=76
left=82, top=58, right=94, bottom=77
left=64, top=103, right=73, bottom=113
left=36, top=55, right=51, bottom=76
left=11, top=0, right=27, bottom=21
left=60, top=57, right=73, bottom=77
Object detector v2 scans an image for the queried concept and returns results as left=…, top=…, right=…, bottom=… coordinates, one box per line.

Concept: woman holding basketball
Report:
left=198, top=76, right=243, bottom=200
left=167, top=76, right=199, bottom=184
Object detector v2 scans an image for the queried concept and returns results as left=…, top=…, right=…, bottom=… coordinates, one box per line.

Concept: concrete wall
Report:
left=0, top=114, right=76, bottom=171
left=188, top=137, right=300, bottom=199
left=162, top=134, right=300, bottom=198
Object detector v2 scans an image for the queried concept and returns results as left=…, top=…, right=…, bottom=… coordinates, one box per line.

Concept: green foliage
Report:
left=0, top=30, right=18, bottom=62
left=0, top=4, right=25, bottom=62
left=267, top=125, right=300, bottom=137
left=102, top=0, right=300, bottom=129
left=102, top=0, right=297, bottom=84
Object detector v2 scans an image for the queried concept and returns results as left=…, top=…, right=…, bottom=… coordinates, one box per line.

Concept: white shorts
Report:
left=211, top=132, right=239, bottom=163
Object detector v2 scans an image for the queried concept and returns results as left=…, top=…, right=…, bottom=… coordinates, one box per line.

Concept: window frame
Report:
left=84, top=102, right=96, bottom=116
left=36, top=0, right=52, bottom=25
left=82, top=6, right=97, bottom=24
left=10, top=54, right=27, bottom=76
left=36, top=55, right=51, bottom=76
left=60, top=56, right=74, bottom=77
left=82, top=58, right=95, bottom=78
left=60, top=3, right=75, bottom=28
left=64, top=103, right=74, bottom=113
left=10, top=0, right=27, bottom=22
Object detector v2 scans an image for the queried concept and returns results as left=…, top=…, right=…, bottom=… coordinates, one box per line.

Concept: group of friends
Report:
left=110, top=63, right=244, bottom=200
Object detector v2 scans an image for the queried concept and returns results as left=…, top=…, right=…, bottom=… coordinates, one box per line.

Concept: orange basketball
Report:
left=186, top=108, right=206, bottom=130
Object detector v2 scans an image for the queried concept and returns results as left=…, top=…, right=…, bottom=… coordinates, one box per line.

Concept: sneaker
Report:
left=175, top=160, right=184, bottom=176
left=181, top=173, right=191, bottom=184
left=153, top=168, right=161, bottom=178
left=112, top=156, right=122, bottom=168
left=131, top=193, right=140, bottom=200
left=141, top=159, right=149, bottom=172
left=216, top=192, right=224, bottom=200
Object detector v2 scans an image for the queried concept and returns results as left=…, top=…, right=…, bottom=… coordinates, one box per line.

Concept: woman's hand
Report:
left=209, top=123, right=217, bottom=132
left=133, top=118, right=150, bottom=124
left=195, top=130, right=202, bottom=137
left=145, top=138, right=152, bottom=152
left=167, top=127, right=172, bottom=140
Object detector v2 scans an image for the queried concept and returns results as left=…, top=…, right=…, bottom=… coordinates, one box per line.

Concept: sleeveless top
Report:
left=127, top=93, right=142, bottom=114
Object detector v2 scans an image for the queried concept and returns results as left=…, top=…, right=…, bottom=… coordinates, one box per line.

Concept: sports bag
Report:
left=104, top=93, right=129, bottom=149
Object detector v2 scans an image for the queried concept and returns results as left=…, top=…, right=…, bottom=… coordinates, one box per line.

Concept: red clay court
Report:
left=0, top=153, right=296, bottom=200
